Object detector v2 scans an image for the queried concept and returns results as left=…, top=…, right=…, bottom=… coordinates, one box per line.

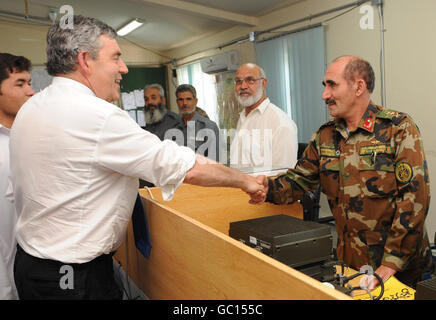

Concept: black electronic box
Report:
left=415, top=277, right=436, bottom=300
left=229, top=214, right=333, bottom=280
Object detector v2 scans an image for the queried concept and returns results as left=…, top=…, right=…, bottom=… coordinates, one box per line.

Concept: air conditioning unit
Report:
left=200, top=50, right=240, bottom=74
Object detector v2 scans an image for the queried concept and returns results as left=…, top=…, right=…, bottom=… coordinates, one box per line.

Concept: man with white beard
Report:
left=143, top=83, right=182, bottom=141
left=230, top=63, right=298, bottom=169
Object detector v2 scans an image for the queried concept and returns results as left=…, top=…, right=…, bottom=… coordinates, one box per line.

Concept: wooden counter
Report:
left=114, top=184, right=351, bottom=300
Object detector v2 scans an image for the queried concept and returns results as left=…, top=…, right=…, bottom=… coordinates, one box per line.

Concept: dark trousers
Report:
left=14, top=245, right=122, bottom=300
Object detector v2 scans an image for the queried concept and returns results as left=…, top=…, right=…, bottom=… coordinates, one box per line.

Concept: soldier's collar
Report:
left=333, top=103, right=380, bottom=137
left=357, top=103, right=380, bottom=133
left=334, top=118, right=348, bottom=139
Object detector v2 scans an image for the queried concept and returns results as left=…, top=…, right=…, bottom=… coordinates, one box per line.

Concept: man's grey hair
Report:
left=333, top=55, right=375, bottom=94
left=176, top=84, right=197, bottom=99
left=144, top=83, right=165, bottom=97
left=46, top=15, right=116, bottom=76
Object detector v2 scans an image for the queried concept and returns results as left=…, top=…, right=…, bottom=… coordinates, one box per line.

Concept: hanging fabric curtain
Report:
left=256, top=26, right=328, bottom=143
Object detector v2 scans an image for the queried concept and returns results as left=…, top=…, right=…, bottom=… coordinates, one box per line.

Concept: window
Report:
left=255, top=26, right=328, bottom=143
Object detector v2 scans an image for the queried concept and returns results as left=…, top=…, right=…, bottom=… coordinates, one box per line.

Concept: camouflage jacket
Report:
left=267, top=103, right=432, bottom=275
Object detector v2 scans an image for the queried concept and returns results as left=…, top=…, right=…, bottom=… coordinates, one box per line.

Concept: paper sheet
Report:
left=128, top=110, right=137, bottom=122
left=353, top=276, right=415, bottom=300
left=121, top=92, right=136, bottom=110
left=137, top=110, right=145, bottom=127
left=133, top=89, right=145, bottom=107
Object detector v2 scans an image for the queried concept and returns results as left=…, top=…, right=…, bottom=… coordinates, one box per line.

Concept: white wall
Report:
left=0, top=20, right=48, bottom=66
left=383, top=0, right=436, bottom=240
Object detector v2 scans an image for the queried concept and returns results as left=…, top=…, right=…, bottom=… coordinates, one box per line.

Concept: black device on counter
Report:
left=415, top=277, right=436, bottom=300
left=229, top=214, right=334, bottom=280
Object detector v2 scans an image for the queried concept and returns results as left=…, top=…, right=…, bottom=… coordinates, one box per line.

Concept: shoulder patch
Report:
left=377, top=109, right=407, bottom=125
left=395, top=162, right=413, bottom=184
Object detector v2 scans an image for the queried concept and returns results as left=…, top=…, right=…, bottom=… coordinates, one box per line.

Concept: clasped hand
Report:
left=359, top=265, right=397, bottom=291
left=245, top=175, right=268, bottom=204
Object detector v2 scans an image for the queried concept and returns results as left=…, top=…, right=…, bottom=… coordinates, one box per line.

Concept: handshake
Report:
left=244, top=175, right=269, bottom=205
left=183, top=156, right=270, bottom=205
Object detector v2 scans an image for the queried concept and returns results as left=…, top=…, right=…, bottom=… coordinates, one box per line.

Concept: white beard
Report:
left=235, top=86, right=263, bottom=108
left=145, top=105, right=167, bottom=124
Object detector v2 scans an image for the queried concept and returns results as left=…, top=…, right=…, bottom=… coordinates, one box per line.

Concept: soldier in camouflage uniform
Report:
left=259, top=56, right=433, bottom=289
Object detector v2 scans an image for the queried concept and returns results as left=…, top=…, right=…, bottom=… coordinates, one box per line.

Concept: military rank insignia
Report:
left=363, top=118, right=374, bottom=131
left=395, top=162, right=413, bottom=184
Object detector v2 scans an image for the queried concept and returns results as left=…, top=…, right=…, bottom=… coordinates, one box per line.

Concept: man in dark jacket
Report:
left=143, top=83, right=182, bottom=141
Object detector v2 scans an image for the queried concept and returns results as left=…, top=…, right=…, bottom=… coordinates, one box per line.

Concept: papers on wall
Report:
left=121, top=89, right=146, bottom=127
left=121, top=92, right=136, bottom=110
left=121, top=89, right=145, bottom=109
left=137, top=110, right=145, bottom=127
left=128, top=110, right=137, bottom=122
left=133, top=89, right=145, bottom=107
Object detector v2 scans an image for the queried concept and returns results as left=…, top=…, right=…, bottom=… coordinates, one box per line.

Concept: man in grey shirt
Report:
left=176, top=84, right=222, bottom=163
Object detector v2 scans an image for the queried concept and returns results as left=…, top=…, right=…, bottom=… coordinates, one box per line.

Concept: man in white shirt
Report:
left=0, top=53, right=34, bottom=300
left=230, top=63, right=298, bottom=170
left=9, top=15, right=266, bottom=300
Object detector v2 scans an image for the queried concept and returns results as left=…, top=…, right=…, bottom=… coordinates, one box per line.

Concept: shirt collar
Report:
left=52, top=76, right=96, bottom=97
left=240, top=97, right=270, bottom=118
left=0, top=123, right=10, bottom=136
left=191, top=112, right=201, bottom=121
left=181, top=111, right=199, bottom=128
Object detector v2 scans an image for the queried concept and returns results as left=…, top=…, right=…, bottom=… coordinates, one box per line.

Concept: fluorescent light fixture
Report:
left=116, top=19, right=143, bottom=36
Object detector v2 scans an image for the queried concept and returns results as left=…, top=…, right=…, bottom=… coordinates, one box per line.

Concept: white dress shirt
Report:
left=9, top=77, right=196, bottom=264
left=0, top=124, right=18, bottom=299
left=230, top=98, right=298, bottom=169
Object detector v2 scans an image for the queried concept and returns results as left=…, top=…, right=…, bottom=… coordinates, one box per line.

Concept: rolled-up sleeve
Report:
left=95, top=110, right=196, bottom=200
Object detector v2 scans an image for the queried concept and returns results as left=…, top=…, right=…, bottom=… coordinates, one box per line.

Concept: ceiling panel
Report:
left=182, top=0, right=305, bottom=16
left=0, top=0, right=306, bottom=51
